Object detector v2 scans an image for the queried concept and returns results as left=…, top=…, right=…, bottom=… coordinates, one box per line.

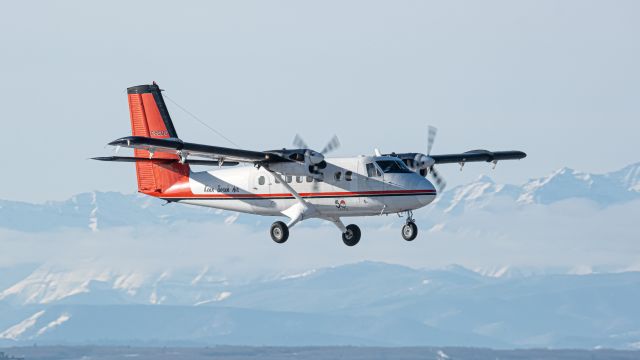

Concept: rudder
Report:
left=127, top=83, right=189, bottom=195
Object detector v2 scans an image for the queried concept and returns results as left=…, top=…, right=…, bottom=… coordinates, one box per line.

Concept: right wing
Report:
left=91, top=156, right=239, bottom=166
left=105, top=136, right=290, bottom=164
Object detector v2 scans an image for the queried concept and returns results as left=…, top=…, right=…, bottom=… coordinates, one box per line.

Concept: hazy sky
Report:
left=1, top=0, right=638, bottom=202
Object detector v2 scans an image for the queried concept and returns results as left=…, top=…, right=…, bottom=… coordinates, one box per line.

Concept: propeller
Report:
left=421, top=126, right=446, bottom=191
left=292, top=134, right=341, bottom=191
left=292, top=134, right=341, bottom=161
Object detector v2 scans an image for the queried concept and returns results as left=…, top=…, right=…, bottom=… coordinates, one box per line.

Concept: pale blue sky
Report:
left=1, top=0, right=638, bottom=202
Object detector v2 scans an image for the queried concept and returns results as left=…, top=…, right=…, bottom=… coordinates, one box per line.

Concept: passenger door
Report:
left=365, top=162, right=385, bottom=191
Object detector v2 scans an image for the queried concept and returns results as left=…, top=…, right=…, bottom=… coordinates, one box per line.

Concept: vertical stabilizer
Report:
left=126, top=83, right=189, bottom=195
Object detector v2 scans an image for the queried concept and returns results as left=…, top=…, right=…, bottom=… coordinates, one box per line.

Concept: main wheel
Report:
left=402, top=222, right=418, bottom=241
left=270, top=221, right=289, bottom=243
left=342, top=224, right=361, bottom=246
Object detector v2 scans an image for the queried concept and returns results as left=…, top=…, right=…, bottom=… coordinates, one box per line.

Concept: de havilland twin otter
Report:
left=94, top=83, right=526, bottom=246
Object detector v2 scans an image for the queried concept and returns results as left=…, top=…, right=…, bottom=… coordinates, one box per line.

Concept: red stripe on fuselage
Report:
left=159, top=189, right=436, bottom=200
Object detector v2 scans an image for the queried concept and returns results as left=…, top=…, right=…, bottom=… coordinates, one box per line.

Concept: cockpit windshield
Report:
left=375, top=160, right=412, bottom=173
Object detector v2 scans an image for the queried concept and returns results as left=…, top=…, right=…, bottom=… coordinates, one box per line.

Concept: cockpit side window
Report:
left=366, top=163, right=382, bottom=177
left=375, top=160, right=412, bottom=173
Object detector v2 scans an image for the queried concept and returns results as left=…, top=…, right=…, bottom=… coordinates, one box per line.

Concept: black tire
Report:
left=270, top=221, right=289, bottom=243
left=402, top=222, right=418, bottom=241
left=342, top=224, right=361, bottom=246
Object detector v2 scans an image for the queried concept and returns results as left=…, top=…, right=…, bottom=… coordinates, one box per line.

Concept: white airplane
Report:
left=94, top=83, right=526, bottom=246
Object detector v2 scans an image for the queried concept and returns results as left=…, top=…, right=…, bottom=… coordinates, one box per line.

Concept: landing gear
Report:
left=402, top=222, right=418, bottom=241
left=270, top=221, right=289, bottom=243
left=342, top=224, right=361, bottom=247
left=401, top=211, right=418, bottom=241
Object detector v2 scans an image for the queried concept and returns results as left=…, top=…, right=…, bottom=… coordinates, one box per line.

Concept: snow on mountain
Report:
left=432, top=175, right=521, bottom=214
left=0, top=191, right=242, bottom=233
left=0, top=310, right=45, bottom=340
left=607, top=162, right=640, bottom=192
left=0, top=264, right=230, bottom=307
left=0, top=265, right=112, bottom=304
left=35, top=313, right=70, bottom=337
left=517, top=166, right=635, bottom=205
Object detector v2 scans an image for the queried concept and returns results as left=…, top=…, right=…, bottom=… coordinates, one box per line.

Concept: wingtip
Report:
left=91, top=156, right=113, bottom=161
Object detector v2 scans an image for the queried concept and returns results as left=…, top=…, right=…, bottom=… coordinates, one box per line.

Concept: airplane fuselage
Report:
left=159, top=156, right=437, bottom=219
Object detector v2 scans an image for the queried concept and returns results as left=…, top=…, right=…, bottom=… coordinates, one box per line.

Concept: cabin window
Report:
left=366, top=163, right=381, bottom=177
left=296, top=176, right=303, bottom=183
left=286, top=175, right=292, bottom=183
left=258, top=176, right=265, bottom=185
left=306, top=176, right=313, bottom=183
left=345, top=171, right=353, bottom=181
left=334, top=172, right=342, bottom=181
left=274, top=176, right=280, bottom=184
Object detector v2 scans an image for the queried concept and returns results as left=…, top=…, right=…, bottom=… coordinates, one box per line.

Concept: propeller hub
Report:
left=306, top=150, right=325, bottom=165
left=413, top=153, right=435, bottom=170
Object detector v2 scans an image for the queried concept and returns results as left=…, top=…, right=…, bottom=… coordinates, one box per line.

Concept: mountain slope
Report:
left=1, top=262, right=639, bottom=349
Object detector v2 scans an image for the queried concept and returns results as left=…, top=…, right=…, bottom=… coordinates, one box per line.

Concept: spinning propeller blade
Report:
left=427, top=125, right=437, bottom=155
left=425, top=126, right=446, bottom=192
left=429, top=165, right=446, bottom=192
left=320, top=135, right=341, bottom=155
left=293, top=134, right=309, bottom=149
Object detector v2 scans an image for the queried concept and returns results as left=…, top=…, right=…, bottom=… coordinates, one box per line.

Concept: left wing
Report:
left=429, top=149, right=527, bottom=164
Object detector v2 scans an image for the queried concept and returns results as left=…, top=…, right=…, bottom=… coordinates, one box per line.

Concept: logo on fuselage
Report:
left=335, top=199, right=347, bottom=209
left=204, top=185, right=240, bottom=193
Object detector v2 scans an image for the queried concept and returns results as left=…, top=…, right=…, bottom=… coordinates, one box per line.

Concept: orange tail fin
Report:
left=127, top=83, right=190, bottom=196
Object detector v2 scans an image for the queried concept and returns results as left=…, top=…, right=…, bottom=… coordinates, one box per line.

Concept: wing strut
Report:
left=264, top=168, right=319, bottom=228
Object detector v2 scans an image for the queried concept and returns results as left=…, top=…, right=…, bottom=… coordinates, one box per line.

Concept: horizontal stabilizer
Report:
left=91, top=156, right=239, bottom=166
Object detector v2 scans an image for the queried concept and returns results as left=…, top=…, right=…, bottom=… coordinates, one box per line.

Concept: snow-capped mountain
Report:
left=517, top=164, right=640, bottom=205
left=1, top=162, right=638, bottom=232
left=0, top=262, right=639, bottom=349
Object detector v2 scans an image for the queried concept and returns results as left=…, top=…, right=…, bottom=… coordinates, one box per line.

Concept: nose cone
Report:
left=417, top=176, right=437, bottom=206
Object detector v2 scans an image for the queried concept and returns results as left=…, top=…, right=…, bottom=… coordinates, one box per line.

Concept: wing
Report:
left=105, top=136, right=290, bottom=164
left=91, top=156, right=240, bottom=166
left=430, top=150, right=527, bottom=164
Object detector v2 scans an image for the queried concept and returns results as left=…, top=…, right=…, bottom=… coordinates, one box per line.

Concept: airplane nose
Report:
left=417, top=177, right=437, bottom=206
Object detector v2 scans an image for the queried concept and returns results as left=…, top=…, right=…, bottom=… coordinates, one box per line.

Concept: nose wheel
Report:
left=401, top=211, right=418, bottom=241
left=270, top=221, right=289, bottom=243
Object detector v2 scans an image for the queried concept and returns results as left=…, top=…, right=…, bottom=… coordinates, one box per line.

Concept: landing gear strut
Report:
left=401, top=211, right=418, bottom=241
left=342, top=224, right=361, bottom=247
left=270, top=221, right=289, bottom=243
